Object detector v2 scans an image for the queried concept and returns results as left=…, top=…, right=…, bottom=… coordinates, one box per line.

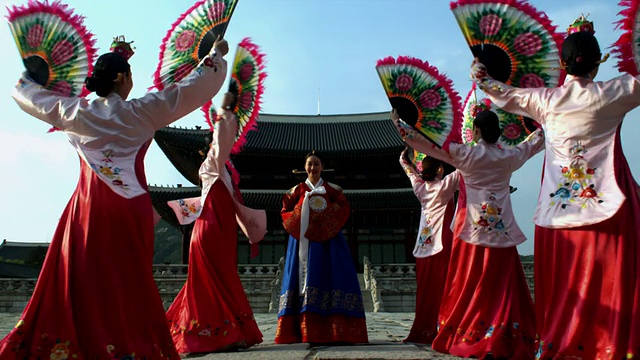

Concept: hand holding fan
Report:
left=7, top=0, right=97, bottom=97
left=203, top=38, right=266, bottom=154
left=376, top=56, right=463, bottom=147
left=613, top=0, right=640, bottom=75
left=153, top=0, right=239, bottom=90
left=461, top=87, right=538, bottom=148
left=450, top=0, right=565, bottom=88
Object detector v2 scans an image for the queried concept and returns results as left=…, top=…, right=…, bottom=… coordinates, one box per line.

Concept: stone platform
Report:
left=0, top=312, right=468, bottom=359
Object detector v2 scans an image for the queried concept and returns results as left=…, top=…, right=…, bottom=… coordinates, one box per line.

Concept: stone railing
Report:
left=0, top=262, right=285, bottom=314
left=0, top=259, right=534, bottom=314
left=153, top=262, right=284, bottom=314
left=362, top=259, right=536, bottom=313
left=0, top=278, right=37, bottom=313
left=363, top=258, right=418, bottom=312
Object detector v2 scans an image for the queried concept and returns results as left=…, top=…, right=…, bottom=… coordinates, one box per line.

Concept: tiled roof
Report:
left=154, top=111, right=404, bottom=157
left=149, top=186, right=420, bottom=228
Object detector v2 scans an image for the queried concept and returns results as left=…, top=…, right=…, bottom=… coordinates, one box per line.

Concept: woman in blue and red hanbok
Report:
left=473, top=20, right=640, bottom=359
left=274, top=152, right=368, bottom=345
left=0, top=39, right=228, bottom=359
left=399, top=149, right=459, bottom=345
left=165, top=93, right=266, bottom=354
left=394, top=109, right=543, bottom=359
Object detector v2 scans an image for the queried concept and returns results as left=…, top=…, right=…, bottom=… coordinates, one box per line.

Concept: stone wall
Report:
left=0, top=259, right=534, bottom=314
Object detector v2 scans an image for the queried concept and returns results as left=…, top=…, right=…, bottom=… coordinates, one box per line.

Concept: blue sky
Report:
left=0, top=0, right=638, bottom=255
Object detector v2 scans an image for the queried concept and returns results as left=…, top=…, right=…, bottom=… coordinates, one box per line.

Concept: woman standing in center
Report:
left=393, top=109, right=543, bottom=359
left=274, top=151, right=368, bottom=345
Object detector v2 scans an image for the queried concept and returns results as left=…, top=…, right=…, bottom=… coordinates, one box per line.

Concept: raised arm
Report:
left=508, top=128, right=545, bottom=171
left=12, top=75, right=86, bottom=131
left=399, top=148, right=427, bottom=201
left=391, top=110, right=458, bottom=167
left=471, top=60, right=547, bottom=124
left=130, top=41, right=229, bottom=130
left=201, top=93, right=238, bottom=176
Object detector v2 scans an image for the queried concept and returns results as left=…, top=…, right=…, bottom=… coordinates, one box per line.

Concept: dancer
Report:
left=0, top=37, right=228, bottom=359
left=393, top=109, right=543, bottom=359
left=400, top=149, right=459, bottom=344
left=472, top=16, right=640, bottom=359
left=166, top=92, right=266, bottom=354
left=274, top=151, right=368, bottom=345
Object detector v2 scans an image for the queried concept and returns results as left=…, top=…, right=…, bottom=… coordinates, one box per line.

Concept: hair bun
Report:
left=84, top=76, right=97, bottom=92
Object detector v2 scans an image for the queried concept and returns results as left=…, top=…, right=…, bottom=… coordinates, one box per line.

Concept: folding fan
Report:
left=405, top=146, right=427, bottom=173
left=376, top=56, right=463, bottom=148
left=613, top=0, right=640, bottom=75
left=153, top=0, right=239, bottom=90
left=450, top=0, right=565, bottom=88
left=202, top=37, right=266, bottom=154
left=461, top=87, right=538, bottom=148
left=7, top=0, right=97, bottom=97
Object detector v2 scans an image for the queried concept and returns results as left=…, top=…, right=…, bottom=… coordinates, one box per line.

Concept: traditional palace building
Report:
left=149, top=112, right=425, bottom=270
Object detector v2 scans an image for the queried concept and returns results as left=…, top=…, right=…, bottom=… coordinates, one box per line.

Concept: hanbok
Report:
left=399, top=153, right=458, bottom=344
left=480, top=73, right=640, bottom=359
left=274, top=179, right=368, bottom=344
left=401, top=124, right=543, bottom=359
left=0, top=52, right=226, bottom=359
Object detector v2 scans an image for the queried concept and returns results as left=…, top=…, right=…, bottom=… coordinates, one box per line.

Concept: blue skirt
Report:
left=277, top=232, right=365, bottom=319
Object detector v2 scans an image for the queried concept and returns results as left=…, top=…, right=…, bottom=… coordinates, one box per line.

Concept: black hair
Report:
left=473, top=110, right=501, bottom=144
left=84, top=52, right=131, bottom=97
left=562, top=32, right=602, bottom=77
left=305, top=150, right=323, bottom=165
left=421, top=156, right=443, bottom=182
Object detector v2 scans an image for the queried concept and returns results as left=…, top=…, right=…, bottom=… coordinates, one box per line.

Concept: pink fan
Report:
left=202, top=38, right=266, bottom=155
left=7, top=0, right=97, bottom=97
left=613, top=0, right=640, bottom=75
left=376, top=56, right=463, bottom=147
left=450, top=0, right=565, bottom=88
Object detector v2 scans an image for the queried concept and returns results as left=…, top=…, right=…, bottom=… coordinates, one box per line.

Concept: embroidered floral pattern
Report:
left=168, top=313, right=254, bottom=338
left=177, top=198, right=199, bottom=218
left=50, top=342, right=71, bottom=360
left=439, top=319, right=535, bottom=347
left=308, top=195, right=327, bottom=212
left=550, top=142, right=603, bottom=209
left=279, top=287, right=364, bottom=313
left=473, top=193, right=506, bottom=233
left=90, top=150, right=129, bottom=191
left=417, top=217, right=434, bottom=247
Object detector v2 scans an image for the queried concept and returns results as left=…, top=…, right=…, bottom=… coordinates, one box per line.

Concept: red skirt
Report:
left=431, top=239, right=537, bottom=359
left=405, top=200, right=455, bottom=344
left=166, top=181, right=262, bottom=354
left=0, top=152, right=179, bottom=359
left=534, top=133, right=640, bottom=359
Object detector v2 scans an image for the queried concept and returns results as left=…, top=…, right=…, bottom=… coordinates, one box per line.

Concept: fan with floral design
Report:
left=376, top=56, right=463, bottom=148
left=7, top=0, right=97, bottom=97
left=613, top=0, right=640, bottom=75
left=451, top=0, right=565, bottom=88
left=460, top=87, right=538, bottom=148
left=202, top=38, right=266, bottom=154
left=153, top=0, right=239, bottom=90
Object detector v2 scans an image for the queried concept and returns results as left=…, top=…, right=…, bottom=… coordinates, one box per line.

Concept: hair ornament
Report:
left=567, top=14, right=595, bottom=35
left=110, top=35, right=135, bottom=60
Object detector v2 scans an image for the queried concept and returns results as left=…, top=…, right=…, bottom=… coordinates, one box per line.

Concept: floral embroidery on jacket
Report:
left=90, top=150, right=129, bottom=190
left=177, top=199, right=198, bottom=218
left=473, top=193, right=506, bottom=233
left=417, top=216, right=434, bottom=247
left=550, top=142, right=603, bottom=209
